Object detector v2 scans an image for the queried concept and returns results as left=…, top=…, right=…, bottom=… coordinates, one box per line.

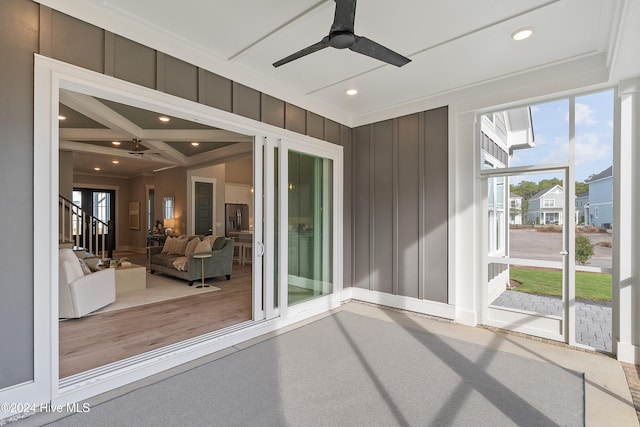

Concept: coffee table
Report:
left=113, top=263, right=147, bottom=293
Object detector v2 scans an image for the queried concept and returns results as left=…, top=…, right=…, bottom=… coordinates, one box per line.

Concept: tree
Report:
left=575, top=235, right=595, bottom=265
left=575, top=181, right=589, bottom=195
left=538, top=178, right=563, bottom=191
left=511, top=180, right=539, bottom=200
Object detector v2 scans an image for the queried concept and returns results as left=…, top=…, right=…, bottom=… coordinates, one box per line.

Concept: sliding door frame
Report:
left=33, top=54, right=343, bottom=409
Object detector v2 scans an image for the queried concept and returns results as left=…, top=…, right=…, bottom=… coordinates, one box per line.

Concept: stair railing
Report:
left=59, top=195, right=113, bottom=259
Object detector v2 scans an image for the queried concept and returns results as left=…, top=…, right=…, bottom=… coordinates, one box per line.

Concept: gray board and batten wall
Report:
left=0, top=0, right=448, bottom=390
left=353, top=109, right=449, bottom=303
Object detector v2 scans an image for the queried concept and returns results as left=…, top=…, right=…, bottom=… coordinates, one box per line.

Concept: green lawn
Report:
left=510, top=267, right=612, bottom=302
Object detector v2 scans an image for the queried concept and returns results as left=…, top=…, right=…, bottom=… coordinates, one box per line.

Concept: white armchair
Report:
left=59, top=248, right=116, bottom=318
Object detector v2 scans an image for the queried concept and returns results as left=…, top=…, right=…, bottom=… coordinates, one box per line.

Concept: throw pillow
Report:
left=193, top=239, right=212, bottom=254
left=212, top=236, right=227, bottom=251
left=161, top=236, right=174, bottom=254
left=171, top=237, right=189, bottom=255
left=78, top=258, right=92, bottom=275
left=184, top=237, right=201, bottom=257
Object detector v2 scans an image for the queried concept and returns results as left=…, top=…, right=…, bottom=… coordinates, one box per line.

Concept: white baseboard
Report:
left=346, top=287, right=456, bottom=320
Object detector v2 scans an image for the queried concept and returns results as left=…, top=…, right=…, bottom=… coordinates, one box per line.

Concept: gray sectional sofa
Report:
left=149, top=236, right=234, bottom=286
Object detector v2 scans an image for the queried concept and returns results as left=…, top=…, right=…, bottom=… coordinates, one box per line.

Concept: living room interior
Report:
left=58, top=90, right=257, bottom=379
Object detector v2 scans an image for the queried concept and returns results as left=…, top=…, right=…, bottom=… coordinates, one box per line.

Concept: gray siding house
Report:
left=576, top=192, right=589, bottom=225
left=526, top=185, right=564, bottom=225
left=586, top=166, right=613, bottom=228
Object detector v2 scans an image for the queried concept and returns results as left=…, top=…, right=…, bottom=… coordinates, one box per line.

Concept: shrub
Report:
left=575, top=235, right=595, bottom=265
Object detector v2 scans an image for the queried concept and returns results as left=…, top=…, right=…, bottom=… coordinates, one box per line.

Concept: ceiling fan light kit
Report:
left=273, top=0, right=410, bottom=68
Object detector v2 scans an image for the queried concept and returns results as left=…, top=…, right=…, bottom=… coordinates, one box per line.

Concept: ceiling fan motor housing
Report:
left=329, top=31, right=356, bottom=49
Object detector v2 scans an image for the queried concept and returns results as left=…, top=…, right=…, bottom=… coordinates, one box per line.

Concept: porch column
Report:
left=615, top=77, right=640, bottom=363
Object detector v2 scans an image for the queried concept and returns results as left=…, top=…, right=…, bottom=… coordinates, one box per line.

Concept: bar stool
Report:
left=232, top=239, right=243, bottom=265
left=241, top=242, right=252, bottom=265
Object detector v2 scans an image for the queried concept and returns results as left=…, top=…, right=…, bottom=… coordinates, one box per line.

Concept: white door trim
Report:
left=30, top=53, right=343, bottom=411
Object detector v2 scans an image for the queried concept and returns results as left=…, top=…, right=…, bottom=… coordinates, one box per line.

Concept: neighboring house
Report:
left=575, top=192, right=589, bottom=225
left=527, top=185, right=564, bottom=225
left=586, top=166, right=613, bottom=228
left=509, top=193, right=523, bottom=225
left=481, top=108, right=534, bottom=303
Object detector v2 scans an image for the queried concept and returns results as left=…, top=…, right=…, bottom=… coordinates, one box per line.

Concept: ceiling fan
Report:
left=128, top=138, right=165, bottom=159
left=273, top=0, right=411, bottom=68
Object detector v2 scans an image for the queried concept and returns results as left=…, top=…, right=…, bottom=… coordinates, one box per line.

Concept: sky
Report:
left=508, top=89, right=614, bottom=184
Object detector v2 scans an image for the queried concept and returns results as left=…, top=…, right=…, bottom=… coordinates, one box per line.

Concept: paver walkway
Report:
left=492, top=290, right=612, bottom=352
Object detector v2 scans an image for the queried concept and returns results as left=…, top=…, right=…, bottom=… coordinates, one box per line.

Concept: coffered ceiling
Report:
left=59, top=90, right=252, bottom=177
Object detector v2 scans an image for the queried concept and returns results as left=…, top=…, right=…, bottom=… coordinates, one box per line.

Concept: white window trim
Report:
left=31, top=54, right=343, bottom=410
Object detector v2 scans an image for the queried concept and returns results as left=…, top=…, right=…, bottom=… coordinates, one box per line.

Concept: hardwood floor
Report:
left=59, top=264, right=253, bottom=379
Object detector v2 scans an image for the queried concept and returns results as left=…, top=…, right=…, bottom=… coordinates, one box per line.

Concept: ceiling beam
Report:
left=60, top=90, right=143, bottom=138
left=59, top=128, right=132, bottom=141
left=140, top=129, right=254, bottom=142
left=141, top=139, right=188, bottom=164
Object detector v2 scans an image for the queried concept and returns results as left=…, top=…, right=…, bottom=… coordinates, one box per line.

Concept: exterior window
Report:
left=543, top=199, right=555, bottom=208
left=93, top=192, right=111, bottom=234
left=595, top=207, right=599, bottom=219
left=163, top=196, right=174, bottom=220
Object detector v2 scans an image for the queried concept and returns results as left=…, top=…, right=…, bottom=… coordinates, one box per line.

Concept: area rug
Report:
left=46, top=311, right=584, bottom=426
left=91, top=274, right=220, bottom=315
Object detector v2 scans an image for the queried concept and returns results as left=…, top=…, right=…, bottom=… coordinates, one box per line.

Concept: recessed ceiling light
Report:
left=112, top=160, right=119, bottom=164
left=112, top=141, right=121, bottom=146
left=159, top=116, right=170, bottom=122
left=512, top=27, right=534, bottom=41
left=93, top=167, right=101, bottom=171
left=346, top=89, right=358, bottom=96
left=191, top=142, right=200, bottom=147
left=58, top=115, right=66, bottom=120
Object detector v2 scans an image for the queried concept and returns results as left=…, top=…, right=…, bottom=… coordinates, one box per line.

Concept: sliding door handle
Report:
left=560, top=250, right=569, bottom=256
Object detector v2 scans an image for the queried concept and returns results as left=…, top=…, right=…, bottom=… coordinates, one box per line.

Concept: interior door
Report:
left=482, top=168, right=573, bottom=342
left=194, top=181, right=213, bottom=235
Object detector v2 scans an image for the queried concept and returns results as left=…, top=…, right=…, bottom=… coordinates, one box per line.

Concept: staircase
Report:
left=59, top=195, right=114, bottom=260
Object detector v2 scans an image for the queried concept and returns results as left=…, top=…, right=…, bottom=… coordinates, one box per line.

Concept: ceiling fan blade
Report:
left=330, top=0, right=357, bottom=33
left=350, top=36, right=411, bottom=67
left=273, top=37, right=330, bottom=67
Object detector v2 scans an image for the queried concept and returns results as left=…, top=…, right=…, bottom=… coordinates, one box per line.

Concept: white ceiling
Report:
left=42, top=0, right=640, bottom=127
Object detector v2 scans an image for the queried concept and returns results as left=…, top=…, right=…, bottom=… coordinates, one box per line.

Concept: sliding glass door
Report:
left=286, top=150, right=333, bottom=305
left=264, top=138, right=341, bottom=317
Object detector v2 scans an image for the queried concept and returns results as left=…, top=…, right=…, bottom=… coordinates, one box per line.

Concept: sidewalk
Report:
left=492, top=290, right=612, bottom=352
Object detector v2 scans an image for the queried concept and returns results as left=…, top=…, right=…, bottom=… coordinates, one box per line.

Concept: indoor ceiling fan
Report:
left=273, top=0, right=411, bottom=68
left=128, top=138, right=165, bottom=159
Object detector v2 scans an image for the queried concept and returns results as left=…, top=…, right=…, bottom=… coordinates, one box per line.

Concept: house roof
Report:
left=586, top=166, right=613, bottom=183
left=530, top=185, right=563, bottom=200
left=37, top=0, right=640, bottom=128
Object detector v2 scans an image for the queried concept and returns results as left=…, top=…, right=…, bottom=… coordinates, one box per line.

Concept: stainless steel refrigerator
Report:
left=225, top=203, right=249, bottom=235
